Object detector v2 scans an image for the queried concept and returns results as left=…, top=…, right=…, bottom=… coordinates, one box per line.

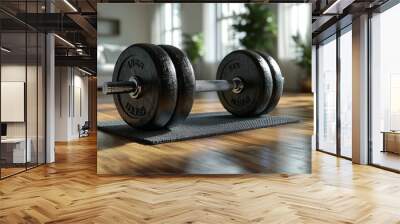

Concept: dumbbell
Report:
left=103, top=43, right=284, bottom=130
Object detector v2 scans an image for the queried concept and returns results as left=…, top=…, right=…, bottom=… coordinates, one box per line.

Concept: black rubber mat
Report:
left=98, top=112, right=300, bottom=145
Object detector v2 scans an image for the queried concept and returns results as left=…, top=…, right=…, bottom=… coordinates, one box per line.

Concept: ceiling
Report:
left=311, top=0, right=390, bottom=43
left=0, top=0, right=97, bottom=74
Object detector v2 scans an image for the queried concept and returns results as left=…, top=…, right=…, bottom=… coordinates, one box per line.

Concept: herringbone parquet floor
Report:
left=1, top=94, right=400, bottom=223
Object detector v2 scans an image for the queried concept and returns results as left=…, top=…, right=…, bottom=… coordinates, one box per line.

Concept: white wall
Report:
left=55, top=67, right=68, bottom=141
left=181, top=4, right=204, bottom=35
left=72, top=73, right=89, bottom=138
left=98, top=3, right=155, bottom=46
left=54, top=67, right=89, bottom=141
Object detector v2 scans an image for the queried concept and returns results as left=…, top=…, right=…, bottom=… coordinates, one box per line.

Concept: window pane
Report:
left=172, top=4, right=181, bottom=29
left=164, top=4, right=172, bottom=32
left=172, top=30, right=181, bottom=47
left=221, top=4, right=230, bottom=17
left=1, top=31, right=28, bottom=177
left=340, top=29, right=352, bottom=158
left=371, top=4, right=400, bottom=171
left=278, top=4, right=311, bottom=60
left=166, top=31, right=172, bottom=45
left=161, top=3, right=181, bottom=48
left=216, top=4, right=245, bottom=59
left=317, top=37, right=337, bottom=154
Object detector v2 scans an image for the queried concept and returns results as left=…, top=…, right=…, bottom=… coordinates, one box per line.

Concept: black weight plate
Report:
left=217, top=50, right=273, bottom=117
left=112, top=43, right=177, bottom=129
left=159, top=45, right=195, bottom=126
left=256, top=51, right=284, bottom=114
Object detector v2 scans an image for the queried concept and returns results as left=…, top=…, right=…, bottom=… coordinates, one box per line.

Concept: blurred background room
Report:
left=97, top=3, right=311, bottom=111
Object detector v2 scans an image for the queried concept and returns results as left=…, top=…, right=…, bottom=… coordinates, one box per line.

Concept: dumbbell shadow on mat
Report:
left=103, top=43, right=284, bottom=130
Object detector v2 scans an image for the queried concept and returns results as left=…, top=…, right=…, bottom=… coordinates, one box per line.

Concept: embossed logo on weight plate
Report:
left=125, top=102, right=146, bottom=116
left=231, top=95, right=250, bottom=106
left=128, top=58, right=144, bottom=70
left=228, top=62, right=240, bottom=72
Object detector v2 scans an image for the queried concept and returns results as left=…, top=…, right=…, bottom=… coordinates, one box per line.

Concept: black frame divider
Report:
left=315, top=44, right=319, bottom=152
left=336, top=25, right=341, bottom=158
left=0, top=21, right=2, bottom=179
left=25, top=1, right=28, bottom=172
left=367, top=10, right=373, bottom=166
left=36, top=0, right=39, bottom=168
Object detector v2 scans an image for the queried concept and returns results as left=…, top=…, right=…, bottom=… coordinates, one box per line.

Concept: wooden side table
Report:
left=382, top=131, right=400, bottom=154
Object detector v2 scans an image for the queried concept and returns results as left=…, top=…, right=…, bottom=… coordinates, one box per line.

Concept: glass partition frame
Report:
left=0, top=0, right=47, bottom=179
left=315, top=25, right=353, bottom=160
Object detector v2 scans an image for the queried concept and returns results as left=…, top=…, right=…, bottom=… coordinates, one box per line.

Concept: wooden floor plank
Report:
left=97, top=94, right=313, bottom=175
left=0, top=94, right=399, bottom=223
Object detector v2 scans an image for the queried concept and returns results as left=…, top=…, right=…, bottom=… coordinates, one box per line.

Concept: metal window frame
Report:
left=315, top=22, right=353, bottom=161
left=315, top=0, right=400, bottom=172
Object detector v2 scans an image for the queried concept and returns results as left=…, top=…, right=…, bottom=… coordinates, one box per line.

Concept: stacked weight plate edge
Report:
left=112, top=43, right=178, bottom=130
left=216, top=50, right=273, bottom=117
left=256, top=51, right=284, bottom=114
left=159, top=45, right=195, bottom=127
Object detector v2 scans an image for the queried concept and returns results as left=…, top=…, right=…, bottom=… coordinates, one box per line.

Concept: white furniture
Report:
left=1, top=138, right=31, bottom=163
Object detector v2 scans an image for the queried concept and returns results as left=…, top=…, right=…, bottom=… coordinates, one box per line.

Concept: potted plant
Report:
left=183, top=32, right=204, bottom=74
left=232, top=4, right=277, bottom=57
left=292, top=33, right=311, bottom=92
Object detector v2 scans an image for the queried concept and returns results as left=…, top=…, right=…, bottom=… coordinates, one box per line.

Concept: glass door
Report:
left=317, top=35, right=337, bottom=154
left=370, top=3, right=400, bottom=171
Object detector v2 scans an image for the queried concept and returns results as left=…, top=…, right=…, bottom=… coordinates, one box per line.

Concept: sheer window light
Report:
left=161, top=3, right=182, bottom=48
left=216, top=3, right=246, bottom=60
left=278, top=4, right=311, bottom=60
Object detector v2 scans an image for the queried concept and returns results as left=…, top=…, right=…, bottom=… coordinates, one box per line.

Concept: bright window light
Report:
left=278, top=4, right=311, bottom=60
left=161, top=3, right=182, bottom=47
left=216, top=3, right=245, bottom=60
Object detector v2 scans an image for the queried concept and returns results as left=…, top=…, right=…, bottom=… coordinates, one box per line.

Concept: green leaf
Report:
left=183, top=32, right=204, bottom=63
left=232, top=4, right=277, bottom=56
